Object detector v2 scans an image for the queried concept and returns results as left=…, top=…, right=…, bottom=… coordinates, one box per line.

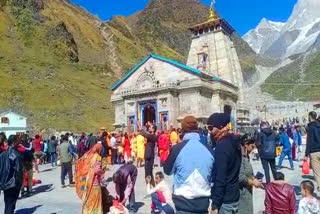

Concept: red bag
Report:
left=112, top=200, right=125, bottom=211
left=292, top=144, right=296, bottom=160
left=302, top=160, right=310, bottom=175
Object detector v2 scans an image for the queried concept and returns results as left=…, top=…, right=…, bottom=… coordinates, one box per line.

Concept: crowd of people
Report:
left=1, top=111, right=320, bottom=214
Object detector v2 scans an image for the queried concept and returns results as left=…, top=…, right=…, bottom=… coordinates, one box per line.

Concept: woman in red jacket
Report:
left=123, top=133, right=131, bottom=163
left=158, top=131, right=170, bottom=166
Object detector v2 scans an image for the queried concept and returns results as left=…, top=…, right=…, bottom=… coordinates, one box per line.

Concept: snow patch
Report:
left=244, top=0, right=320, bottom=58
left=285, top=19, right=320, bottom=57
left=243, top=18, right=285, bottom=54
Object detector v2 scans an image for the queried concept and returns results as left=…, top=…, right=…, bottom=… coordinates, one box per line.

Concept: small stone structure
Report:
left=111, top=3, right=249, bottom=130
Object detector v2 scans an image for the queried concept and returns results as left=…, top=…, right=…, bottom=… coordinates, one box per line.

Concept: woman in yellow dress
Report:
left=130, top=133, right=137, bottom=162
left=136, top=133, right=145, bottom=167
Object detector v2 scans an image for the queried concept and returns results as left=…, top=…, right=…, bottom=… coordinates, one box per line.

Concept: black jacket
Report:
left=257, top=128, right=277, bottom=159
left=0, top=147, right=23, bottom=191
left=141, top=130, right=157, bottom=160
left=100, top=137, right=108, bottom=158
left=116, top=163, right=138, bottom=185
left=21, top=141, right=34, bottom=162
left=305, top=120, right=320, bottom=156
left=87, top=136, right=97, bottom=150
left=211, top=134, right=242, bottom=210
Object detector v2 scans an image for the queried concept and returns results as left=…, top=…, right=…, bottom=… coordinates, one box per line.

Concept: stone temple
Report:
left=111, top=3, right=249, bottom=130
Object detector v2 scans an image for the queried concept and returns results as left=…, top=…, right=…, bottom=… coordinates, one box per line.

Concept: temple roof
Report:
left=111, top=54, right=222, bottom=91
left=189, top=17, right=235, bottom=34
left=189, top=0, right=235, bottom=35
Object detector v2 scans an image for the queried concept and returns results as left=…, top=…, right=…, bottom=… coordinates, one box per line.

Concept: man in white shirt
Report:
left=146, top=172, right=174, bottom=214
left=68, top=133, right=77, bottom=146
left=110, top=133, right=117, bottom=165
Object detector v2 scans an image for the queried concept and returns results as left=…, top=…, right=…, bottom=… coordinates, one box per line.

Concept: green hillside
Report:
left=0, top=0, right=114, bottom=132
left=262, top=50, right=320, bottom=101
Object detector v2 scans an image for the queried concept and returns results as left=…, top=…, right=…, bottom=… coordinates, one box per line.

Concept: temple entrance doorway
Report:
left=224, top=105, right=232, bottom=116
left=142, top=104, right=156, bottom=126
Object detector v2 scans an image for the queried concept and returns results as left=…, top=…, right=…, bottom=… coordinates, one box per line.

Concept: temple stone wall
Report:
left=125, top=100, right=136, bottom=116
left=210, top=93, right=222, bottom=113
left=113, top=58, right=199, bottom=95
left=114, top=101, right=125, bottom=127
left=157, top=94, right=170, bottom=113
left=169, top=93, right=179, bottom=127
left=186, top=36, right=203, bottom=71
left=187, top=31, right=235, bottom=85
left=213, top=32, right=234, bottom=84
left=178, top=90, right=201, bottom=117
left=199, top=90, right=213, bottom=117
left=187, top=26, right=247, bottom=116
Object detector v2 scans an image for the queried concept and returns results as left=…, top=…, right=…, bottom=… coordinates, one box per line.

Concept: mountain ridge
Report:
left=244, top=0, right=320, bottom=102
left=244, top=0, right=320, bottom=59
left=243, top=18, right=285, bottom=54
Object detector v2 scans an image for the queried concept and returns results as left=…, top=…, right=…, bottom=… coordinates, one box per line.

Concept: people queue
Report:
left=1, top=111, right=320, bottom=214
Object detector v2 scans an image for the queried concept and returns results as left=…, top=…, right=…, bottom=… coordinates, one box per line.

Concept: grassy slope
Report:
left=262, top=51, right=320, bottom=101
left=108, top=15, right=185, bottom=73
left=0, top=1, right=115, bottom=132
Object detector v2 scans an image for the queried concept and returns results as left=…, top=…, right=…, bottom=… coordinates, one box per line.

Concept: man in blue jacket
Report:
left=164, top=116, right=214, bottom=214
left=277, top=127, right=294, bottom=170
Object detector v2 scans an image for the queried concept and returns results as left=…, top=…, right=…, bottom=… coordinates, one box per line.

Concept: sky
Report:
left=71, top=0, right=298, bottom=35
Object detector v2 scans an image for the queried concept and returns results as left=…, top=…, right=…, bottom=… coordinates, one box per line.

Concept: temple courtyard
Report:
left=0, top=149, right=314, bottom=214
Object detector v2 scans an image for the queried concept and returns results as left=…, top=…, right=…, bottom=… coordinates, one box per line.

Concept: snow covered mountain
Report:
left=243, top=18, right=285, bottom=54
left=243, top=0, right=320, bottom=59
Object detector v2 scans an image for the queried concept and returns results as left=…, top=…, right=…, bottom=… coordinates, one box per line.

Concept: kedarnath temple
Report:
left=111, top=1, right=250, bottom=130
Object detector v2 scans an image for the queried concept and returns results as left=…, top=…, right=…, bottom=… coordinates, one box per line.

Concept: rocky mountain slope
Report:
left=262, top=49, right=320, bottom=101
left=243, top=18, right=285, bottom=55
left=0, top=0, right=260, bottom=131
left=244, top=0, right=320, bottom=102
left=244, top=0, right=320, bottom=59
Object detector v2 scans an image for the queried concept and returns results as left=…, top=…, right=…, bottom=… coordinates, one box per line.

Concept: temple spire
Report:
left=208, top=0, right=218, bottom=20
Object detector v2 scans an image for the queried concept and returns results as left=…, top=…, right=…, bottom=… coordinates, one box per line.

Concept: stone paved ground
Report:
left=0, top=144, right=318, bottom=214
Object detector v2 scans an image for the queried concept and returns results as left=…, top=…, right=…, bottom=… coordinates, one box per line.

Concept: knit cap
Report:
left=207, top=113, right=230, bottom=129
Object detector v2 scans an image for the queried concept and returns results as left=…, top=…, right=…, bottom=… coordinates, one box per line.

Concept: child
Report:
left=265, top=172, right=296, bottom=214
left=298, top=180, right=320, bottom=214
left=146, top=172, right=174, bottom=214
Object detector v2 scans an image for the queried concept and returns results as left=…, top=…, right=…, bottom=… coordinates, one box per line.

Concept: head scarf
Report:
left=87, top=143, right=103, bottom=156
left=75, top=143, right=103, bottom=201
left=214, top=124, right=231, bottom=142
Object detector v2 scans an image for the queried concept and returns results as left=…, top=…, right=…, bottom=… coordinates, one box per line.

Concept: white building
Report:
left=0, top=111, right=27, bottom=137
